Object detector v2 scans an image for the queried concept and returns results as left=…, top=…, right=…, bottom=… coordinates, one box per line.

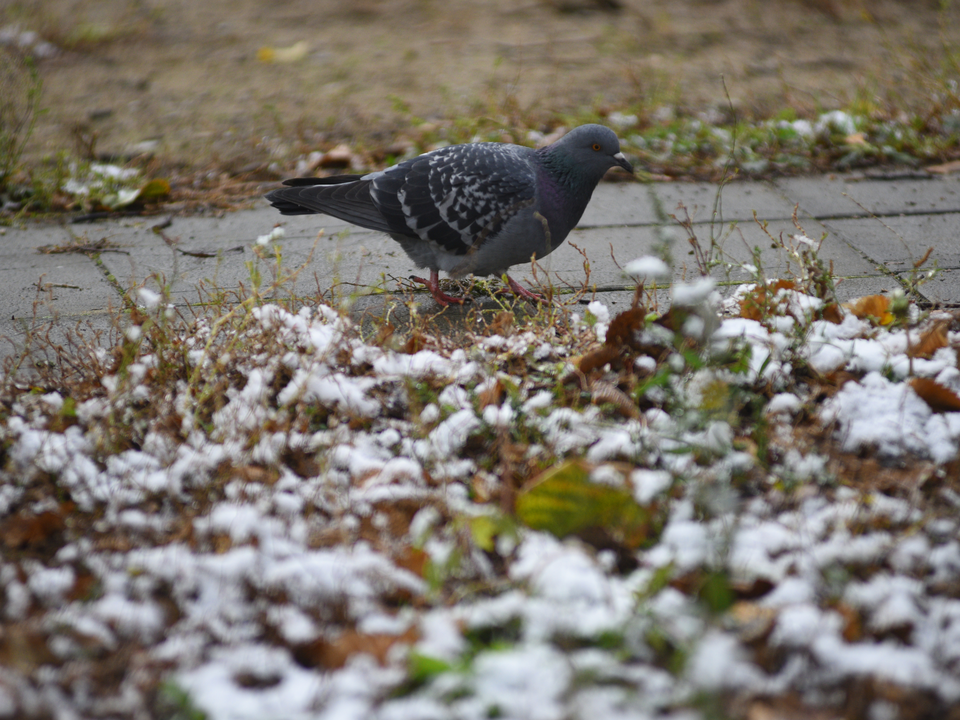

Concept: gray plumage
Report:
left=266, top=124, right=633, bottom=304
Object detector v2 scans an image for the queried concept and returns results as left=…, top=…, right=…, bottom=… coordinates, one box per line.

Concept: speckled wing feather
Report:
left=370, top=144, right=537, bottom=256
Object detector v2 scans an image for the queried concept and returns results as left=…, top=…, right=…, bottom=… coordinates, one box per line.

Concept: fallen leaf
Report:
left=739, top=280, right=795, bottom=321
left=605, top=307, right=647, bottom=348
left=319, top=144, right=355, bottom=168
left=843, top=294, right=893, bottom=325
left=294, top=627, right=419, bottom=670
left=908, top=322, right=949, bottom=359
left=257, top=41, right=309, bottom=64
left=486, top=311, right=514, bottom=337
left=477, top=379, right=504, bottom=409
left=590, top=380, right=639, bottom=419
left=909, top=377, right=960, bottom=413
left=395, top=546, right=428, bottom=578
left=835, top=602, right=862, bottom=642
left=516, top=460, right=654, bottom=549
left=575, top=345, right=620, bottom=374
left=820, top=302, right=844, bottom=324
left=139, top=178, right=171, bottom=201
left=1, top=510, right=66, bottom=549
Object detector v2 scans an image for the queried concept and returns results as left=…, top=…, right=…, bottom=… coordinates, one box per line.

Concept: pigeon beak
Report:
left=613, top=152, right=634, bottom=175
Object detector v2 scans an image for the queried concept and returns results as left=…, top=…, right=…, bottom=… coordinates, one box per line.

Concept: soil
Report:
left=4, top=0, right=960, bottom=175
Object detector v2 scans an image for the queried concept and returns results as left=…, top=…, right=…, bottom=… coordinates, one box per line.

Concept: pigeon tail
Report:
left=265, top=177, right=396, bottom=233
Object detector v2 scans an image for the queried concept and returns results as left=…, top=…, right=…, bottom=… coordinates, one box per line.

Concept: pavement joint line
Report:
left=814, top=216, right=944, bottom=304
left=90, top=252, right=135, bottom=312
left=803, top=208, right=960, bottom=221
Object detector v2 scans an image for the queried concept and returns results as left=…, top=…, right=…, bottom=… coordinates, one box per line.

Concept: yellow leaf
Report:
left=139, top=178, right=170, bottom=200
left=258, top=41, right=309, bottom=64
left=842, top=295, right=893, bottom=325
left=516, top=460, right=654, bottom=549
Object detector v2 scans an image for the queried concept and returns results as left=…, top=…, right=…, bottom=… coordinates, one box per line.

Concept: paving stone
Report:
left=650, top=180, right=801, bottom=222
left=579, top=183, right=659, bottom=227
left=776, top=174, right=960, bottom=218
left=0, top=224, right=122, bottom=319
left=906, top=268, right=960, bottom=307
left=822, top=213, right=960, bottom=271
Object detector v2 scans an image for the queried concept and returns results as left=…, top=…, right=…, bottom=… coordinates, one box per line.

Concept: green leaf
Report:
left=698, top=570, right=735, bottom=613
left=516, top=460, right=655, bottom=549
left=469, top=515, right=499, bottom=552
left=408, top=652, right=452, bottom=685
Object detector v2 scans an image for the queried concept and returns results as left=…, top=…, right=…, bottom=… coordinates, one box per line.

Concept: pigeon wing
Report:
left=371, top=144, right=537, bottom=256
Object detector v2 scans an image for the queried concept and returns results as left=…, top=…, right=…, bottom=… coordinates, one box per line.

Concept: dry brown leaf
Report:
left=395, top=546, right=428, bottom=578
left=0, top=624, right=57, bottom=674
left=319, top=143, right=355, bottom=168
left=1, top=510, right=66, bottom=549
left=909, top=377, right=960, bottom=413
left=835, top=602, right=862, bottom=642
left=403, top=331, right=426, bottom=354
left=605, top=307, right=647, bottom=348
left=843, top=294, right=893, bottom=325
left=295, top=627, right=419, bottom=670
left=477, top=379, right=504, bottom=408
left=590, top=380, right=639, bottom=419
left=575, top=345, right=621, bottom=374
left=222, top=464, right=281, bottom=485
left=486, top=311, right=514, bottom=337
left=726, top=601, right=777, bottom=643
left=739, top=279, right=796, bottom=321
left=908, top=322, right=950, bottom=359
left=820, top=302, right=844, bottom=324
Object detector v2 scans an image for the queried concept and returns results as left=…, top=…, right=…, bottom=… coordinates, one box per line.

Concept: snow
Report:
left=2, top=283, right=960, bottom=719
left=821, top=371, right=960, bottom=461
left=624, top=255, right=671, bottom=282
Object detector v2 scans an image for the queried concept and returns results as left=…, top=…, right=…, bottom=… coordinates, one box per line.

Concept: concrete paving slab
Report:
left=775, top=174, right=960, bottom=218
left=1, top=311, right=120, bottom=383
left=821, top=213, right=960, bottom=270
left=831, top=275, right=904, bottom=303
left=0, top=224, right=122, bottom=319
left=579, top=183, right=659, bottom=227
left=902, top=268, right=960, bottom=306
left=510, top=224, right=662, bottom=292
left=572, top=218, right=880, bottom=280
left=94, top=211, right=402, bottom=304
left=649, top=181, right=801, bottom=222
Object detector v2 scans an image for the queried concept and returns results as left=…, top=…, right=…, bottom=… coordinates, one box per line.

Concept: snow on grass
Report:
left=1, top=282, right=960, bottom=720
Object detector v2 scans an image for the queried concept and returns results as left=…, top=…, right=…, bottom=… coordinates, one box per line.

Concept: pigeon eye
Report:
left=592, top=143, right=601, bottom=151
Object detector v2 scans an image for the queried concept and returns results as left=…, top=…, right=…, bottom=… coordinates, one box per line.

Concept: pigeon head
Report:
left=541, top=124, right=634, bottom=184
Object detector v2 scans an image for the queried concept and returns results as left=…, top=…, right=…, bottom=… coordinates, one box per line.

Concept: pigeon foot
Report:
left=504, top=275, right=548, bottom=303
left=411, top=271, right=467, bottom=307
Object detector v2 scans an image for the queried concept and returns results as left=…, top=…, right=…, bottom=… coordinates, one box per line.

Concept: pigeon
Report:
left=265, top=124, right=634, bottom=305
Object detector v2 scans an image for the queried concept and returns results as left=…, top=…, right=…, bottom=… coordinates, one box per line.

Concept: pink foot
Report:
left=505, top=275, right=547, bottom=303
left=410, top=270, right=466, bottom=307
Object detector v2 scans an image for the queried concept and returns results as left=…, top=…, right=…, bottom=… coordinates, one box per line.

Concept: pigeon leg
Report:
left=504, top=275, right=547, bottom=303
left=410, top=270, right=466, bottom=307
